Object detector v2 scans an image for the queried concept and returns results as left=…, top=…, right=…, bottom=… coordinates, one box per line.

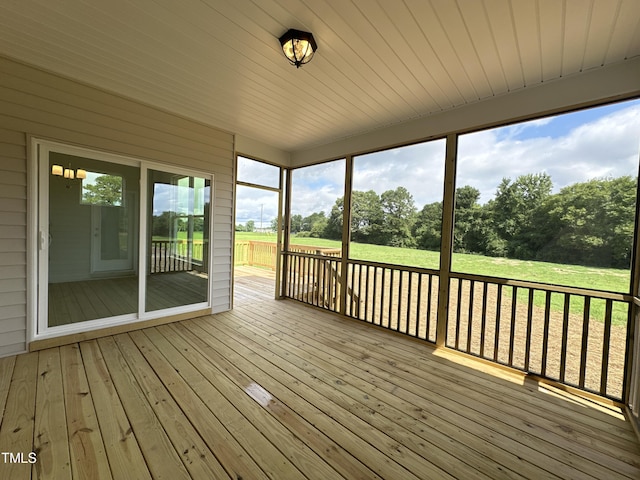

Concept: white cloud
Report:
left=458, top=102, right=640, bottom=203
left=235, top=100, right=640, bottom=218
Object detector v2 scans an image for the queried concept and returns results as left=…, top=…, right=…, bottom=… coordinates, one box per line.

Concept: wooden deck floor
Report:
left=49, top=272, right=208, bottom=326
left=1, top=267, right=639, bottom=479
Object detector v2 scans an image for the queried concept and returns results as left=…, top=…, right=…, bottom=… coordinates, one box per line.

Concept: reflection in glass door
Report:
left=37, top=140, right=214, bottom=337
left=146, top=169, right=211, bottom=312
left=46, top=152, right=140, bottom=327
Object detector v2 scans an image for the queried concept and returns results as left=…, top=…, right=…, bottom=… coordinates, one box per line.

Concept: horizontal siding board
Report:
left=0, top=279, right=25, bottom=294
left=0, top=329, right=26, bottom=347
left=0, top=98, right=231, bottom=169
left=0, top=57, right=233, bottom=142
left=0, top=185, right=26, bottom=200
left=211, top=304, right=230, bottom=314
left=0, top=304, right=25, bottom=321
left=0, top=317, right=25, bottom=334
left=0, top=127, right=26, bottom=145
left=0, top=291, right=26, bottom=306
left=0, top=212, right=26, bottom=226
left=0, top=158, right=27, bottom=172
left=0, top=343, right=26, bottom=357
left=0, top=253, right=26, bottom=266
left=0, top=266, right=25, bottom=279
left=0, top=226, right=26, bottom=239
left=0, top=199, right=26, bottom=214
left=0, top=141, right=26, bottom=159
left=0, top=72, right=234, bottom=151
left=0, top=114, right=233, bottom=177
left=0, top=170, right=26, bottom=186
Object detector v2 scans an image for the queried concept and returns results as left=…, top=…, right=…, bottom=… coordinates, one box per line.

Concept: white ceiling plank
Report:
left=510, top=0, right=543, bottom=86
left=606, top=0, right=640, bottom=63
left=482, top=0, right=525, bottom=92
left=406, top=0, right=480, bottom=103
left=375, top=0, right=458, bottom=109
left=538, top=0, right=565, bottom=81
left=562, top=0, right=592, bottom=76
left=0, top=0, right=637, bottom=153
left=457, top=0, right=509, bottom=97
left=582, top=0, right=621, bottom=70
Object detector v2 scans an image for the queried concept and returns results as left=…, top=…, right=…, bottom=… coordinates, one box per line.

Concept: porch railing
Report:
left=150, top=240, right=203, bottom=273
left=235, top=240, right=340, bottom=270
left=447, top=273, right=631, bottom=400
left=281, top=251, right=632, bottom=401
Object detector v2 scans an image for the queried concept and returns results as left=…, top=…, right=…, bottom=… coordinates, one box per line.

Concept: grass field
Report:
left=237, top=232, right=631, bottom=325
left=236, top=232, right=630, bottom=293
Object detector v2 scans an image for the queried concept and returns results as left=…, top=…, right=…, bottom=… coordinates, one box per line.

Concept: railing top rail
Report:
left=345, top=257, right=440, bottom=277
left=451, top=271, right=632, bottom=302
left=283, top=250, right=342, bottom=260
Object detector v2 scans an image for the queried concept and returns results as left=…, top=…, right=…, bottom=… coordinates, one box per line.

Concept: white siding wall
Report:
left=0, top=128, right=27, bottom=356
left=0, top=56, right=234, bottom=356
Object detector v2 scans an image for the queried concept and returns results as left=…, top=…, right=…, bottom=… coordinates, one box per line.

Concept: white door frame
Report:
left=31, top=138, right=215, bottom=342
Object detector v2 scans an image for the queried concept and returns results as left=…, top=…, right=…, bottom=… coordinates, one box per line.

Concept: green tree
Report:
left=324, top=190, right=384, bottom=242
left=379, top=187, right=417, bottom=247
left=414, top=201, right=442, bottom=250
left=493, top=173, right=553, bottom=258
left=290, top=214, right=303, bottom=234
left=534, top=176, right=636, bottom=268
left=301, top=211, right=327, bottom=234
left=245, top=220, right=255, bottom=232
left=82, top=175, right=122, bottom=206
left=153, top=211, right=172, bottom=237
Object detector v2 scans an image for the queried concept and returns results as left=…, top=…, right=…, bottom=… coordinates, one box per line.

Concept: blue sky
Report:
left=236, top=98, right=640, bottom=225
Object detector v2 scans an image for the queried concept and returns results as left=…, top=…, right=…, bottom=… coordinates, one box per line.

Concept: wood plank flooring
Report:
left=48, top=272, right=208, bottom=326
left=1, top=268, right=639, bottom=479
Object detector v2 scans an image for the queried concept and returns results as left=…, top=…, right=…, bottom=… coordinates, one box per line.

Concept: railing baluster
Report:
left=416, top=273, right=423, bottom=339
left=466, top=280, right=474, bottom=353
left=388, top=268, right=394, bottom=329
left=494, top=284, right=502, bottom=362
left=380, top=268, right=386, bottom=327
left=358, top=264, right=362, bottom=319
left=480, top=282, right=488, bottom=357
left=601, top=299, right=613, bottom=395
left=396, top=270, right=403, bottom=332
left=560, top=293, right=570, bottom=382
left=541, top=291, right=552, bottom=376
left=350, top=262, right=356, bottom=317
left=524, top=289, right=534, bottom=371
left=364, top=265, right=370, bottom=321
left=579, top=296, right=590, bottom=388
left=454, top=278, right=463, bottom=350
left=373, top=266, right=379, bottom=325
left=509, top=286, right=517, bottom=367
left=427, top=274, right=433, bottom=341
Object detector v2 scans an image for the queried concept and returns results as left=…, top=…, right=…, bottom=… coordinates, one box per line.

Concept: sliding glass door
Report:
left=37, top=140, right=213, bottom=337
left=146, top=169, right=210, bottom=312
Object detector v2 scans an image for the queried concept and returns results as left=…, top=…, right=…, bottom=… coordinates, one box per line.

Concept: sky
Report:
left=235, top=98, right=640, bottom=225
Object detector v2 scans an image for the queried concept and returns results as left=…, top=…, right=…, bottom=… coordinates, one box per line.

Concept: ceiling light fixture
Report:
left=279, top=29, right=317, bottom=68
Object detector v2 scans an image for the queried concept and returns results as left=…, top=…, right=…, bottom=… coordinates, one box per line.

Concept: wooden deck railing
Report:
left=150, top=240, right=204, bottom=273
left=345, top=259, right=438, bottom=343
left=447, top=273, right=632, bottom=400
left=235, top=240, right=340, bottom=270
left=284, top=252, right=343, bottom=311
left=281, top=252, right=633, bottom=401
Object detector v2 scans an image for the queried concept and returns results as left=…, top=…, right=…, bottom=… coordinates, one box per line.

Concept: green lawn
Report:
left=236, top=232, right=631, bottom=325
left=237, top=232, right=629, bottom=292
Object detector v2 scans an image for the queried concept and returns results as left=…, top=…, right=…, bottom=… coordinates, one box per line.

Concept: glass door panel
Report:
left=146, top=169, right=211, bottom=312
left=47, top=152, right=140, bottom=327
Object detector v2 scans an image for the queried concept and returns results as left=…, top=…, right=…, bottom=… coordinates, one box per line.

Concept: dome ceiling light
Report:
left=279, top=29, right=318, bottom=68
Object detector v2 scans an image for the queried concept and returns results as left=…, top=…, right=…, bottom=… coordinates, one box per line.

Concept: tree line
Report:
left=289, top=173, right=637, bottom=269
